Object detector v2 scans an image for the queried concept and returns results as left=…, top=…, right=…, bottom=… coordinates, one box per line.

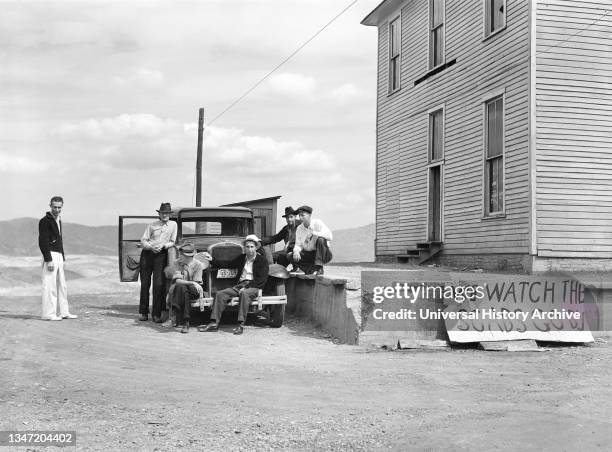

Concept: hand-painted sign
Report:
left=360, top=271, right=599, bottom=344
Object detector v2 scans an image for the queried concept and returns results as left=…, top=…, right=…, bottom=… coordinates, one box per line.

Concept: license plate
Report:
left=217, top=268, right=238, bottom=279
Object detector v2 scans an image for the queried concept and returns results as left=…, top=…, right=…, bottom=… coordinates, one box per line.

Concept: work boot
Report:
left=233, top=325, right=244, bottom=335
left=198, top=323, right=219, bottom=332
left=181, top=321, right=190, bottom=334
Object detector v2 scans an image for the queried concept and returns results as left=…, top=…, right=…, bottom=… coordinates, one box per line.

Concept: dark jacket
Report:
left=261, top=222, right=300, bottom=248
left=38, top=212, right=65, bottom=262
left=230, top=252, right=269, bottom=290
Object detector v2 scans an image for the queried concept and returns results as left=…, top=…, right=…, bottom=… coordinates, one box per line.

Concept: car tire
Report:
left=269, top=279, right=285, bottom=328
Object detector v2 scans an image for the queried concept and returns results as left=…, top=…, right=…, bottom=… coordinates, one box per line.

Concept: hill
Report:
left=329, top=223, right=375, bottom=262
left=0, top=218, right=375, bottom=263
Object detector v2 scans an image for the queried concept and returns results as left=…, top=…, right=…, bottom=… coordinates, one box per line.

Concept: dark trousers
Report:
left=211, top=284, right=260, bottom=324
left=289, top=237, right=332, bottom=273
left=170, top=283, right=200, bottom=323
left=139, top=249, right=168, bottom=317
left=273, top=245, right=293, bottom=267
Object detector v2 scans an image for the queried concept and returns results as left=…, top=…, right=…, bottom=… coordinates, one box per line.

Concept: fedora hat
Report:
left=178, top=242, right=196, bottom=256
left=296, top=205, right=312, bottom=214
left=282, top=206, right=297, bottom=218
left=156, top=202, right=172, bottom=214
left=243, top=234, right=261, bottom=248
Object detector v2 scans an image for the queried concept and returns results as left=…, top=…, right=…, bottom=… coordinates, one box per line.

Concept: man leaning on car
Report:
left=199, top=234, right=268, bottom=335
left=139, top=202, right=177, bottom=323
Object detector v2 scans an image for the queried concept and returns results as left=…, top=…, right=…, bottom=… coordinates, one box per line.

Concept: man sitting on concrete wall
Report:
left=289, top=205, right=333, bottom=275
left=261, top=206, right=300, bottom=268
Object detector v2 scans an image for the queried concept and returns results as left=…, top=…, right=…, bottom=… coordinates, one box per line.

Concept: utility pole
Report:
left=196, top=107, right=204, bottom=207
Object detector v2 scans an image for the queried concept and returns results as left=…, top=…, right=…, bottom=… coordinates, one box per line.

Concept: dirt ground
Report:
left=1, top=256, right=612, bottom=451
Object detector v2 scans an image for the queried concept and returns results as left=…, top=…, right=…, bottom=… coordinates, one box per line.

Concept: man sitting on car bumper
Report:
left=199, top=234, right=269, bottom=335
left=167, top=242, right=205, bottom=334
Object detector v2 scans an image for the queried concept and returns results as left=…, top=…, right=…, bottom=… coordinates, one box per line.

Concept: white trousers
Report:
left=41, top=251, right=70, bottom=318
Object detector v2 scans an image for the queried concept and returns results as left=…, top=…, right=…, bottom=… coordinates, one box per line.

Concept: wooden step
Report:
left=396, top=254, right=419, bottom=263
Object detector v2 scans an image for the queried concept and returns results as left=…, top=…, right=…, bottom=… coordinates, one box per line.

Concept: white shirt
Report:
left=55, top=216, right=61, bottom=235
left=240, top=256, right=255, bottom=281
left=141, top=220, right=178, bottom=250
left=294, top=218, right=333, bottom=253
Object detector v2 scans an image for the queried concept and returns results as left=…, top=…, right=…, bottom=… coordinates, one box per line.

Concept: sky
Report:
left=1, top=0, right=381, bottom=231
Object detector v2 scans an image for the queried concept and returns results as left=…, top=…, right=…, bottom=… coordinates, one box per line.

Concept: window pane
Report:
left=431, top=26, right=443, bottom=67
left=488, top=159, right=497, bottom=213
left=493, top=0, right=505, bottom=31
left=487, top=156, right=504, bottom=213
left=395, top=20, right=401, bottom=53
left=431, top=0, right=443, bottom=28
left=497, top=157, right=504, bottom=211
left=390, top=57, right=399, bottom=91
left=430, top=110, right=443, bottom=160
left=389, top=18, right=400, bottom=91
left=487, top=97, right=503, bottom=158
left=390, top=19, right=399, bottom=56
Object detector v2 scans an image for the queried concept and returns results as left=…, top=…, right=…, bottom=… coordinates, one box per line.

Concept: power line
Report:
left=208, top=0, right=359, bottom=126
left=536, top=9, right=610, bottom=56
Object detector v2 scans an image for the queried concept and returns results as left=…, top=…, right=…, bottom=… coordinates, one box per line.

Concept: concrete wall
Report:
left=285, top=274, right=360, bottom=345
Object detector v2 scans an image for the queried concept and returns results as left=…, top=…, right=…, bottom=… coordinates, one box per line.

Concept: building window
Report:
left=429, top=109, right=444, bottom=162
left=485, top=0, right=506, bottom=37
left=388, top=16, right=401, bottom=92
left=430, top=0, right=444, bottom=68
left=484, top=95, right=504, bottom=215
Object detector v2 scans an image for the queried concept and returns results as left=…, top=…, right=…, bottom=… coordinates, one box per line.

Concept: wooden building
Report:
left=222, top=195, right=281, bottom=240
left=362, top=0, right=612, bottom=272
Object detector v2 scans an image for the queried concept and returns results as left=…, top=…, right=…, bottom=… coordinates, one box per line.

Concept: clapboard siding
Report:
left=535, top=0, right=612, bottom=258
left=373, top=0, right=531, bottom=257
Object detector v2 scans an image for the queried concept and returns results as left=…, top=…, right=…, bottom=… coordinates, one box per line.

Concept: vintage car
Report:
left=118, top=206, right=288, bottom=326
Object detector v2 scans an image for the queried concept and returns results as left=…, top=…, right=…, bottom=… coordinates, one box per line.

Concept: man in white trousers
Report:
left=38, top=196, right=77, bottom=321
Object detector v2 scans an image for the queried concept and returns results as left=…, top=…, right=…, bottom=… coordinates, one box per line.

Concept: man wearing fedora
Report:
left=199, top=234, right=268, bottom=335
left=167, top=242, right=206, bottom=334
left=290, top=205, right=333, bottom=275
left=261, top=206, right=300, bottom=267
left=139, top=202, right=177, bottom=323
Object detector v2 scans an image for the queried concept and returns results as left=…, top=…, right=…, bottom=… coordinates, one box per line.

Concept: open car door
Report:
left=118, top=216, right=157, bottom=282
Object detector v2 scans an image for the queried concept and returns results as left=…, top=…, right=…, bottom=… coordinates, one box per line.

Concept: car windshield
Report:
left=180, top=217, right=250, bottom=237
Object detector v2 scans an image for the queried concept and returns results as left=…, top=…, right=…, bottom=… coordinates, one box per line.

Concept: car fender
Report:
left=268, top=263, right=290, bottom=279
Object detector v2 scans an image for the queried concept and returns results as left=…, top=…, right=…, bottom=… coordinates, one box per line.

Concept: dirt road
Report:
left=1, top=257, right=612, bottom=450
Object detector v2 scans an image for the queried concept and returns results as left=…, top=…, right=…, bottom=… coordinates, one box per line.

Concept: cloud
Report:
left=267, top=73, right=316, bottom=100
left=52, top=114, right=191, bottom=169
left=204, top=125, right=335, bottom=176
left=330, top=83, right=364, bottom=103
left=112, top=68, right=164, bottom=88
left=0, top=153, right=47, bottom=174
left=50, top=114, right=339, bottom=179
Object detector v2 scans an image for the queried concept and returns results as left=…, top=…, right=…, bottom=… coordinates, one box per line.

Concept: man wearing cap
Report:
left=39, top=195, right=77, bottom=321
left=290, top=205, right=333, bottom=275
left=261, top=206, right=300, bottom=267
left=199, top=234, right=268, bottom=335
left=167, top=242, right=206, bottom=334
left=139, top=202, right=177, bottom=323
